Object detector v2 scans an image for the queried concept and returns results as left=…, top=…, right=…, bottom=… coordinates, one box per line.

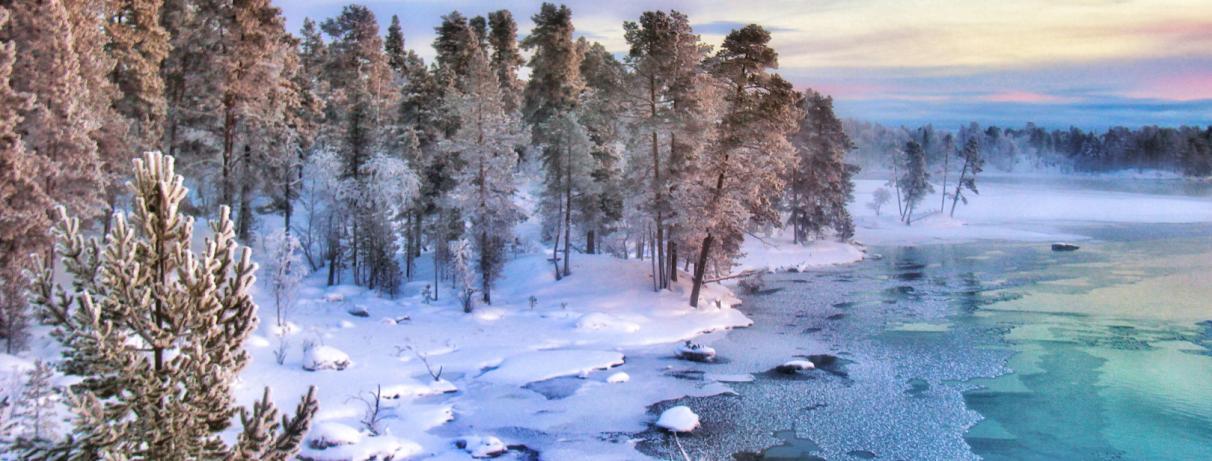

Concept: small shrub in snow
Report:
left=351, top=385, right=389, bottom=436
left=302, top=345, right=351, bottom=371
left=528, top=295, right=538, bottom=310
left=456, top=435, right=508, bottom=458
left=262, top=229, right=309, bottom=329
left=274, top=336, right=290, bottom=366
left=655, top=406, right=700, bottom=433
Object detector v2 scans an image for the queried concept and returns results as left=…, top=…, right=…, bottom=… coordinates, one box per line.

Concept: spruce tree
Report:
left=30, top=152, right=317, bottom=459
left=385, top=15, right=407, bottom=76
left=898, top=140, right=933, bottom=225
left=0, top=6, right=51, bottom=353
left=577, top=39, right=626, bottom=255
left=688, top=25, right=800, bottom=307
left=487, top=10, right=525, bottom=112
left=950, top=137, right=984, bottom=217
left=787, top=91, right=857, bottom=242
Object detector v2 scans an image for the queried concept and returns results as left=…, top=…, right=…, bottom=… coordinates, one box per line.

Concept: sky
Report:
left=276, top=0, right=1212, bottom=130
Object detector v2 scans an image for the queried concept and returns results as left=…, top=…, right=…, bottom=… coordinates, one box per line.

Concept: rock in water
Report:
left=675, top=341, right=717, bottom=362
left=656, top=406, right=700, bottom=433
left=1052, top=243, right=1080, bottom=252
left=774, top=359, right=815, bottom=374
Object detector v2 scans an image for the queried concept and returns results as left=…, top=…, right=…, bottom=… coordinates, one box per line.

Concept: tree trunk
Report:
left=237, top=145, right=253, bottom=241
left=950, top=160, right=969, bottom=217
left=480, top=231, right=491, bottom=304
left=635, top=231, right=644, bottom=260
left=689, top=233, right=714, bottom=308
left=552, top=198, right=563, bottom=281
left=562, top=146, right=572, bottom=277
left=668, top=240, right=678, bottom=282
left=221, top=95, right=236, bottom=210
left=586, top=229, right=595, bottom=254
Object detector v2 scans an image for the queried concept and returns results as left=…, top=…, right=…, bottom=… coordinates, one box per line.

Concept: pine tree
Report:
left=3, top=360, right=59, bottom=447
left=385, top=15, right=407, bottom=76
left=950, top=137, right=984, bottom=217
left=688, top=25, right=801, bottom=307
left=576, top=39, right=626, bottom=256
left=522, top=3, right=585, bottom=278
left=0, top=6, right=51, bottom=353
left=622, top=10, right=713, bottom=289
left=787, top=90, right=857, bottom=242
left=105, top=0, right=170, bottom=153
left=898, top=140, right=933, bottom=225
left=3, top=0, right=104, bottom=222
left=446, top=38, right=526, bottom=306
left=487, top=10, right=525, bottom=112
left=30, top=152, right=317, bottom=459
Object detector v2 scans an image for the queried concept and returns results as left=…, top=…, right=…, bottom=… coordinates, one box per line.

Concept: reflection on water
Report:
left=638, top=222, right=1212, bottom=461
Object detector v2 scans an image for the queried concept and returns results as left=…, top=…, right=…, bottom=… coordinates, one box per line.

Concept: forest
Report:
left=0, top=1, right=856, bottom=456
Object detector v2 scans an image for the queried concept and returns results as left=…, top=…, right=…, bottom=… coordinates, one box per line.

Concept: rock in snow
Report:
left=302, top=345, right=351, bottom=371
left=774, top=359, right=815, bottom=374
left=456, top=435, right=508, bottom=458
left=675, top=341, right=716, bottom=362
left=607, top=372, right=630, bottom=384
left=1052, top=242, right=1080, bottom=252
left=655, top=406, right=700, bottom=433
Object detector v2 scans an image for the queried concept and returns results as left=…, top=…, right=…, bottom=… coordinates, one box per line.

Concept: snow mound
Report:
left=305, top=422, right=362, bottom=448
left=675, top=341, right=716, bottom=362
left=606, top=372, right=630, bottom=384
left=656, top=406, right=700, bottom=433
left=481, top=349, right=624, bottom=385
left=302, top=345, right=351, bottom=371
left=575, top=312, right=641, bottom=333
left=456, top=435, right=508, bottom=458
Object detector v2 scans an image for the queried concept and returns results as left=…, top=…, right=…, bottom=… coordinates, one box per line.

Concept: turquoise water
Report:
left=638, top=223, right=1212, bottom=460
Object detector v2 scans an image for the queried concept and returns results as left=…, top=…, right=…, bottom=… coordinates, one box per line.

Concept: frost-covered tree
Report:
left=3, top=0, right=104, bottom=222
left=297, top=149, right=344, bottom=278
left=869, top=187, right=891, bottom=217
left=687, top=25, right=801, bottom=307
left=262, top=229, right=308, bottom=329
left=30, top=152, right=317, bottom=459
left=488, top=10, right=525, bottom=113
left=0, top=7, right=51, bottom=353
left=787, top=91, right=857, bottom=242
left=523, top=3, right=586, bottom=279
left=576, top=39, right=626, bottom=255
left=622, top=10, right=714, bottom=289
left=2, top=360, right=59, bottom=449
left=898, top=140, right=933, bottom=225
left=106, top=0, right=169, bottom=152
left=950, top=137, right=985, bottom=217
left=446, top=40, right=525, bottom=305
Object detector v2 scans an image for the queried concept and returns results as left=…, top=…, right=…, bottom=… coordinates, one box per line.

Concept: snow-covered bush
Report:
left=262, top=228, right=309, bottom=329
left=738, top=272, right=766, bottom=294
left=302, top=344, right=351, bottom=371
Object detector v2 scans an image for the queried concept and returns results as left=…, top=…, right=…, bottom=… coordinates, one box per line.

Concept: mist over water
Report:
left=639, top=217, right=1212, bottom=459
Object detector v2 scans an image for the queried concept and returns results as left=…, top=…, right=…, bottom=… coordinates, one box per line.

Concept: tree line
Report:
left=846, top=120, right=1212, bottom=177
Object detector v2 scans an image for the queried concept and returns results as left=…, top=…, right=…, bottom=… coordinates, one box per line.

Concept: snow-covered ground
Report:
left=850, top=177, right=1212, bottom=245
left=9, top=174, right=1211, bottom=459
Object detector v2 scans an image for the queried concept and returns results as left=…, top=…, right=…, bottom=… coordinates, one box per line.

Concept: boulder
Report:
left=456, top=436, right=508, bottom=458
left=774, top=360, right=815, bottom=374
left=1051, top=243, right=1080, bottom=252
left=655, top=406, right=700, bottom=433
left=675, top=341, right=716, bottom=362
left=303, top=345, right=351, bottom=371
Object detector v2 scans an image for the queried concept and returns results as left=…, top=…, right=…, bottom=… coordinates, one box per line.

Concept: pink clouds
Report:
left=1128, top=73, right=1212, bottom=101
left=980, top=91, right=1071, bottom=104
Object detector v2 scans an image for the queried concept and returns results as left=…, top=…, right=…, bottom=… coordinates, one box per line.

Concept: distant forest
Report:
left=844, top=120, right=1212, bottom=177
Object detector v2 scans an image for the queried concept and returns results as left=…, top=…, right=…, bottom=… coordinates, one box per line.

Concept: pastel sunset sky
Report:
left=277, top=0, right=1212, bottom=129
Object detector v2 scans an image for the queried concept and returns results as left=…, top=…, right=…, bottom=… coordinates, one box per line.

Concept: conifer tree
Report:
left=30, top=152, right=317, bottom=459
left=787, top=90, right=857, bottom=242
left=106, top=0, right=170, bottom=153
left=446, top=38, right=526, bottom=305
left=2, top=0, right=104, bottom=221
left=488, top=10, right=525, bottom=112
left=3, top=360, right=59, bottom=448
left=385, top=15, right=408, bottom=76
left=950, top=137, right=984, bottom=217
left=0, top=7, right=51, bottom=353
left=688, top=25, right=800, bottom=307
left=523, top=3, right=586, bottom=278
left=577, top=39, right=626, bottom=255
left=898, top=140, right=933, bottom=225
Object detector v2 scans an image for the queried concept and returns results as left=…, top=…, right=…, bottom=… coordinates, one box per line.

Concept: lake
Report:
left=639, top=221, right=1212, bottom=460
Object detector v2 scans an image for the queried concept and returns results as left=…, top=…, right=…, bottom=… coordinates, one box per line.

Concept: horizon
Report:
left=277, top=0, right=1212, bottom=131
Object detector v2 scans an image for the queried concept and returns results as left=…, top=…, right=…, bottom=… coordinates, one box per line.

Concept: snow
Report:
left=777, top=360, right=816, bottom=373
left=299, top=433, right=423, bottom=461
left=480, top=349, right=624, bottom=385
left=655, top=406, right=700, bottom=433
left=675, top=341, right=717, bottom=362
left=301, top=345, right=351, bottom=371
left=607, top=372, right=631, bottom=384
left=738, top=229, right=866, bottom=272
left=457, top=435, right=508, bottom=458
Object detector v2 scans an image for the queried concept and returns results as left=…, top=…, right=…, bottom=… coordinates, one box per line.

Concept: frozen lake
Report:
left=638, top=177, right=1212, bottom=460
